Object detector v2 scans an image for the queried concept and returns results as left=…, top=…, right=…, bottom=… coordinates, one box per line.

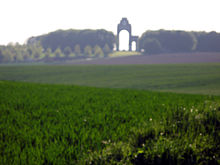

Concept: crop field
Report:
left=66, top=52, right=220, bottom=65
left=0, top=63, right=220, bottom=95
left=0, top=63, right=220, bottom=164
left=0, top=81, right=219, bottom=164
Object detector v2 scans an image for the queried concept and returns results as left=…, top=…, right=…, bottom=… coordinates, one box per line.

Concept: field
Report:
left=66, top=52, right=220, bottom=65
left=0, top=81, right=219, bottom=164
left=0, top=62, right=220, bottom=164
left=0, top=63, right=220, bottom=95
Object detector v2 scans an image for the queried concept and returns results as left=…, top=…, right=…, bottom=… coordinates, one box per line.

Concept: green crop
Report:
left=0, top=81, right=219, bottom=164
left=0, top=63, right=220, bottom=95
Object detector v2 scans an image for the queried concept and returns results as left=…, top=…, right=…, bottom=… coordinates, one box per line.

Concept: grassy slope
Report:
left=108, top=51, right=141, bottom=57
left=0, top=81, right=219, bottom=164
left=0, top=63, right=220, bottom=95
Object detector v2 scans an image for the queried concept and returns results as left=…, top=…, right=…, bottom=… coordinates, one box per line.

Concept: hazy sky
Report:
left=0, top=0, right=220, bottom=45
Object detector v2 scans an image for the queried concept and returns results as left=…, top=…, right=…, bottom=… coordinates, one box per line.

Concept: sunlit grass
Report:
left=0, top=81, right=219, bottom=164
left=0, top=64, right=220, bottom=95
left=108, top=51, right=141, bottom=57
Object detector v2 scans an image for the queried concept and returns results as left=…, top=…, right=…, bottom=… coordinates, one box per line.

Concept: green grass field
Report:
left=0, top=64, right=220, bottom=164
left=0, top=81, right=219, bottom=164
left=0, top=63, right=220, bottom=95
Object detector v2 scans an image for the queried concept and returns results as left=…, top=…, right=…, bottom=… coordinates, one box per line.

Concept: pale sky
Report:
left=0, top=0, right=220, bottom=45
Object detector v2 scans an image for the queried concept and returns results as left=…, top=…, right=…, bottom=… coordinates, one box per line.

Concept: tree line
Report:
left=1, top=29, right=220, bottom=63
left=139, top=30, right=220, bottom=54
left=27, top=29, right=115, bottom=52
left=0, top=29, right=115, bottom=63
left=0, top=42, right=111, bottom=63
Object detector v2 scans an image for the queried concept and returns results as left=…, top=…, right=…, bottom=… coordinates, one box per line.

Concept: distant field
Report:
left=0, top=81, right=219, bottom=164
left=66, top=52, right=220, bottom=64
left=0, top=63, right=220, bottom=95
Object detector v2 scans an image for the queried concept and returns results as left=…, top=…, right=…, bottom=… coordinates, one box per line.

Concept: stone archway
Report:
left=116, top=18, right=139, bottom=51
left=130, top=36, right=139, bottom=51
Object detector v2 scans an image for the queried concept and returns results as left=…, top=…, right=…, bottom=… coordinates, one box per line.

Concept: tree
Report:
left=23, top=50, right=31, bottom=61
left=45, top=48, right=52, bottom=59
left=0, top=48, right=4, bottom=62
left=139, top=30, right=197, bottom=53
left=84, top=45, right=93, bottom=57
left=195, top=31, right=220, bottom=52
left=63, top=46, right=72, bottom=57
left=54, top=47, right=63, bottom=58
left=103, top=44, right=111, bottom=56
left=2, top=49, right=14, bottom=62
left=27, top=46, right=33, bottom=58
left=94, top=45, right=104, bottom=57
left=19, top=45, right=29, bottom=61
left=33, top=50, right=41, bottom=59
left=28, top=42, right=44, bottom=60
left=74, top=44, right=81, bottom=57
left=142, top=38, right=162, bottom=54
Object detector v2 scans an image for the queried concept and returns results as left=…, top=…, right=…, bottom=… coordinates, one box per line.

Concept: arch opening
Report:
left=132, top=41, right=136, bottom=51
left=119, top=30, right=129, bottom=51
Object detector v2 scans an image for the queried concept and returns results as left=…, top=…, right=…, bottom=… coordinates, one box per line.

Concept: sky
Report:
left=0, top=0, right=220, bottom=45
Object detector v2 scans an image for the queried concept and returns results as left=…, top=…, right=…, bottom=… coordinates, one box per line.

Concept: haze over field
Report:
left=0, top=0, right=220, bottom=45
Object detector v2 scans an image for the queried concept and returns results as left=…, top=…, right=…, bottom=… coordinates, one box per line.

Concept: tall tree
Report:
left=74, top=44, right=81, bottom=57
left=0, top=48, right=4, bottom=62
left=45, top=48, right=52, bottom=59
left=103, top=44, right=111, bottom=56
left=54, top=47, right=63, bottom=58
left=63, top=46, right=72, bottom=57
left=84, top=45, right=93, bottom=57
left=94, top=45, right=104, bottom=57
left=2, top=49, right=14, bottom=62
left=54, top=47, right=62, bottom=58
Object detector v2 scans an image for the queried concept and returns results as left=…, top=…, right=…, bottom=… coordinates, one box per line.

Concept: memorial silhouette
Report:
left=116, top=18, right=139, bottom=51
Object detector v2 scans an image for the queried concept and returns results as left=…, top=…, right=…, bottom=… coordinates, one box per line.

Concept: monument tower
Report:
left=116, top=18, right=139, bottom=51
